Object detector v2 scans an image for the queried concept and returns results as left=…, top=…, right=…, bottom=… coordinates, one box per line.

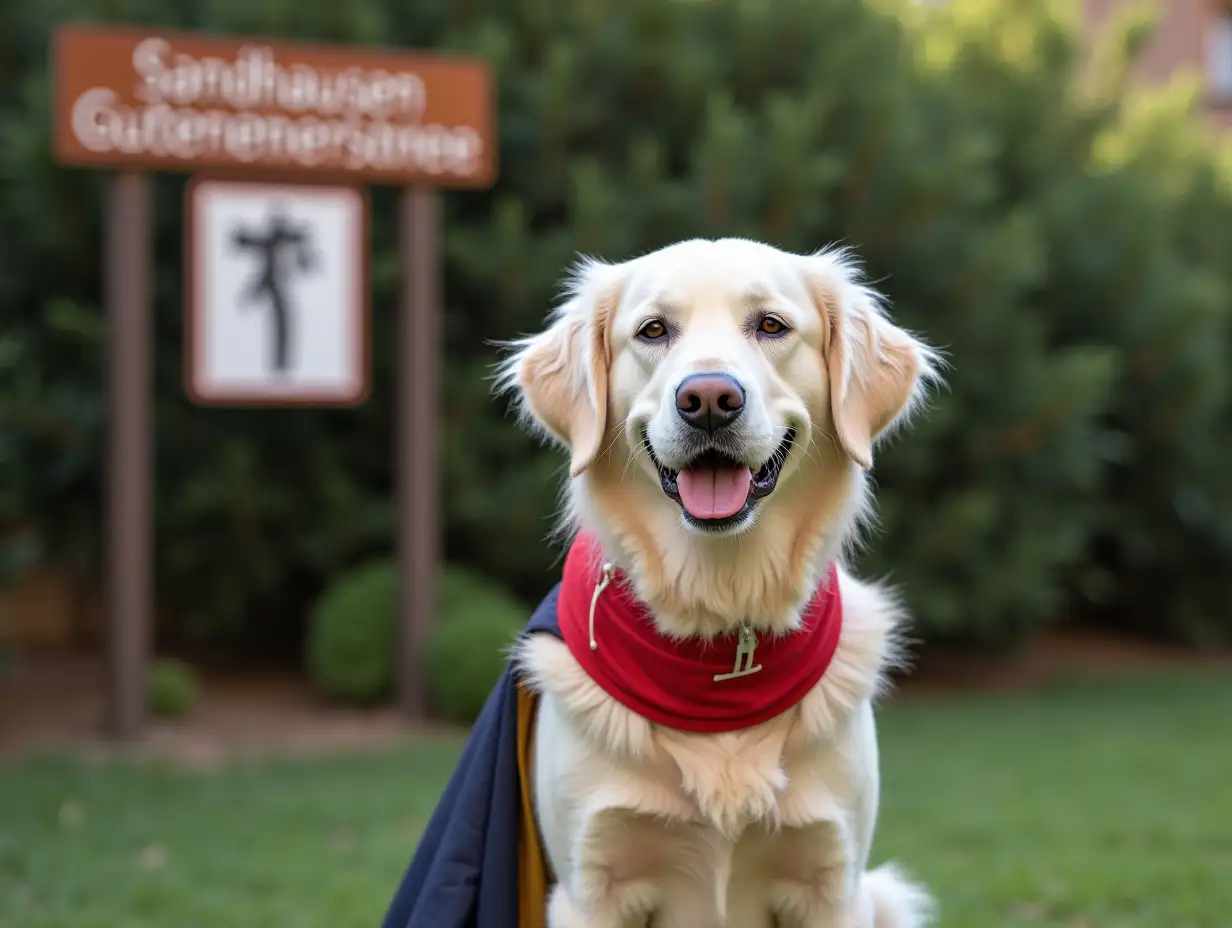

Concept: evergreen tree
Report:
left=1, top=0, right=1230, bottom=654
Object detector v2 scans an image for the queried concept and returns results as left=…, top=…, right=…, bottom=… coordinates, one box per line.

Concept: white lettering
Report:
left=131, top=37, right=171, bottom=104
left=71, top=87, right=119, bottom=152
left=232, top=46, right=273, bottom=109
left=389, top=73, right=427, bottom=119
left=120, top=38, right=439, bottom=123
left=450, top=127, right=483, bottom=174
left=69, top=74, right=483, bottom=178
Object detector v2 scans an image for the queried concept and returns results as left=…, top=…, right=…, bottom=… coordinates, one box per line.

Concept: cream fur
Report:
left=499, top=238, right=940, bottom=927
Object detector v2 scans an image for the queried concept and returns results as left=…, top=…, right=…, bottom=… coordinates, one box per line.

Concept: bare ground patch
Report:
left=3, top=628, right=1229, bottom=765
left=0, top=654, right=463, bottom=768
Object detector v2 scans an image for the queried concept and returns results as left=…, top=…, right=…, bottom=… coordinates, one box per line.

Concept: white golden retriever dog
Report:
left=501, top=238, right=940, bottom=927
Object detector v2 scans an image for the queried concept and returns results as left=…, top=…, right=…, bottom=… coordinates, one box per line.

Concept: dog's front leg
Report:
left=764, top=824, right=864, bottom=928
left=547, top=883, right=654, bottom=928
left=768, top=875, right=849, bottom=928
left=545, top=808, right=669, bottom=928
left=772, top=866, right=932, bottom=928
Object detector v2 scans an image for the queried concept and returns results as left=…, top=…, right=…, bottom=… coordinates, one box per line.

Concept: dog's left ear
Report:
left=500, top=260, right=624, bottom=477
left=801, top=252, right=939, bottom=469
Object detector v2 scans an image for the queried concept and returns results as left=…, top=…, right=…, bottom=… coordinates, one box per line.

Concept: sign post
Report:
left=52, top=23, right=496, bottom=737
left=398, top=189, right=439, bottom=719
left=104, top=172, right=153, bottom=740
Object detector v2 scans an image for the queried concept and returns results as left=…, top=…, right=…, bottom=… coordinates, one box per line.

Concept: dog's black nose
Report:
left=676, top=373, right=745, bottom=433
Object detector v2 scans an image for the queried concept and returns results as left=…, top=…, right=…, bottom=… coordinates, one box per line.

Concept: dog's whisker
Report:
left=811, top=426, right=841, bottom=457
left=620, top=450, right=640, bottom=482
left=598, top=416, right=632, bottom=462
left=590, top=414, right=646, bottom=484
left=789, top=440, right=814, bottom=470
left=617, top=420, right=645, bottom=482
left=792, top=436, right=823, bottom=471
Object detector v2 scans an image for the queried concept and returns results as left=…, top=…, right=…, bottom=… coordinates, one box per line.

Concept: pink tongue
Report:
left=676, top=466, right=753, bottom=520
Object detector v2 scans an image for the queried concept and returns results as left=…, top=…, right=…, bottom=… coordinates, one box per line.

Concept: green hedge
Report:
left=306, top=560, right=526, bottom=708
left=147, top=658, right=200, bottom=720
left=306, top=560, right=400, bottom=706
left=425, top=578, right=526, bottom=723
left=2, top=0, right=1230, bottom=653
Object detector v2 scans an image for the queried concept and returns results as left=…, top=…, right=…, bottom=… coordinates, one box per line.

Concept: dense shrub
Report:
left=912, top=3, right=1232, bottom=645
left=424, top=583, right=526, bottom=724
left=1, top=0, right=1230, bottom=652
left=306, top=560, right=398, bottom=706
left=306, top=560, right=527, bottom=707
left=147, top=658, right=200, bottom=720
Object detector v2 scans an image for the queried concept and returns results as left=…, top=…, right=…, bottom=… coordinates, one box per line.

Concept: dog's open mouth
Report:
left=646, top=430, right=796, bottom=528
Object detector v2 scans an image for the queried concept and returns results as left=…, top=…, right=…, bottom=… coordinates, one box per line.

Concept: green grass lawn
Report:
left=2, top=673, right=1229, bottom=927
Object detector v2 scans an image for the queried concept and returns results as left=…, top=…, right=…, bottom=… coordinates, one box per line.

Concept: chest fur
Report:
left=530, top=684, right=869, bottom=928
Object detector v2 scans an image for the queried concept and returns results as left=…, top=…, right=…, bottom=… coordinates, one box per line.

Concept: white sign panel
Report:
left=186, top=178, right=369, bottom=406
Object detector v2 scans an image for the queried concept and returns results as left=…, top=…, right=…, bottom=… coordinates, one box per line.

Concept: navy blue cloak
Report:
left=379, top=584, right=562, bottom=928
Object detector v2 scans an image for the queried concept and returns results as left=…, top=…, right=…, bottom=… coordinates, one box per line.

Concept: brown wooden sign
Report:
left=50, top=23, right=491, bottom=739
left=52, top=24, right=495, bottom=187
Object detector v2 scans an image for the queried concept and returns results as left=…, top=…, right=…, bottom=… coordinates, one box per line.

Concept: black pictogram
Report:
left=231, top=204, right=319, bottom=373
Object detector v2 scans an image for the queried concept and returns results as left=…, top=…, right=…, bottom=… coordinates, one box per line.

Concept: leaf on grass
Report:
left=57, top=799, right=84, bottom=829
left=135, top=843, right=168, bottom=872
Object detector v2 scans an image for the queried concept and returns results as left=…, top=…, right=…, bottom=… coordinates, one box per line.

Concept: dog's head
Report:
left=501, top=238, right=939, bottom=634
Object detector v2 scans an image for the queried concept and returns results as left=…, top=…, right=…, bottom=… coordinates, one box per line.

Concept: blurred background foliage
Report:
left=2, top=0, right=1231, bottom=690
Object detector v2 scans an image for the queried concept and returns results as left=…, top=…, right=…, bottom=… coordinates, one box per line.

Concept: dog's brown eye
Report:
left=758, top=316, right=788, bottom=337
left=638, top=320, right=667, bottom=341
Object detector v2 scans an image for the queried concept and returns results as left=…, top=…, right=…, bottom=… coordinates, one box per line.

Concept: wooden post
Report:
left=397, top=188, right=440, bottom=721
left=104, top=172, right=153, bottom=741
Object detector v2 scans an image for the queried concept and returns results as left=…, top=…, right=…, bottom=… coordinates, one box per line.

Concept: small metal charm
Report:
left=713, top=623, right=763, bottom=682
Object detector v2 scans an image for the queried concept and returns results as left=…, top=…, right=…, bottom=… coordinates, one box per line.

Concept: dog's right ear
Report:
left=498, top=259, right=624, bottom=477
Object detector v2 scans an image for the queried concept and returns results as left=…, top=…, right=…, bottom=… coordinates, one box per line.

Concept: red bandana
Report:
left=558, top=534, right=843, bottom=733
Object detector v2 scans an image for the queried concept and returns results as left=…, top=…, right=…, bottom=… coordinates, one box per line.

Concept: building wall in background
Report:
left=1085, top=0, right=1232, bottom=131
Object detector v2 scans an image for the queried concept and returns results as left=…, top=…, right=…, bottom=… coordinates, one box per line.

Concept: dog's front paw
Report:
left=548, top=884, right=651, bottom=928
left=547, top=886, right=600, bottom=928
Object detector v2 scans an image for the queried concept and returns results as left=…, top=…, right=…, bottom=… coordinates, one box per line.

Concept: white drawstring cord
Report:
left=588, top=562, right=615, bottom=651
